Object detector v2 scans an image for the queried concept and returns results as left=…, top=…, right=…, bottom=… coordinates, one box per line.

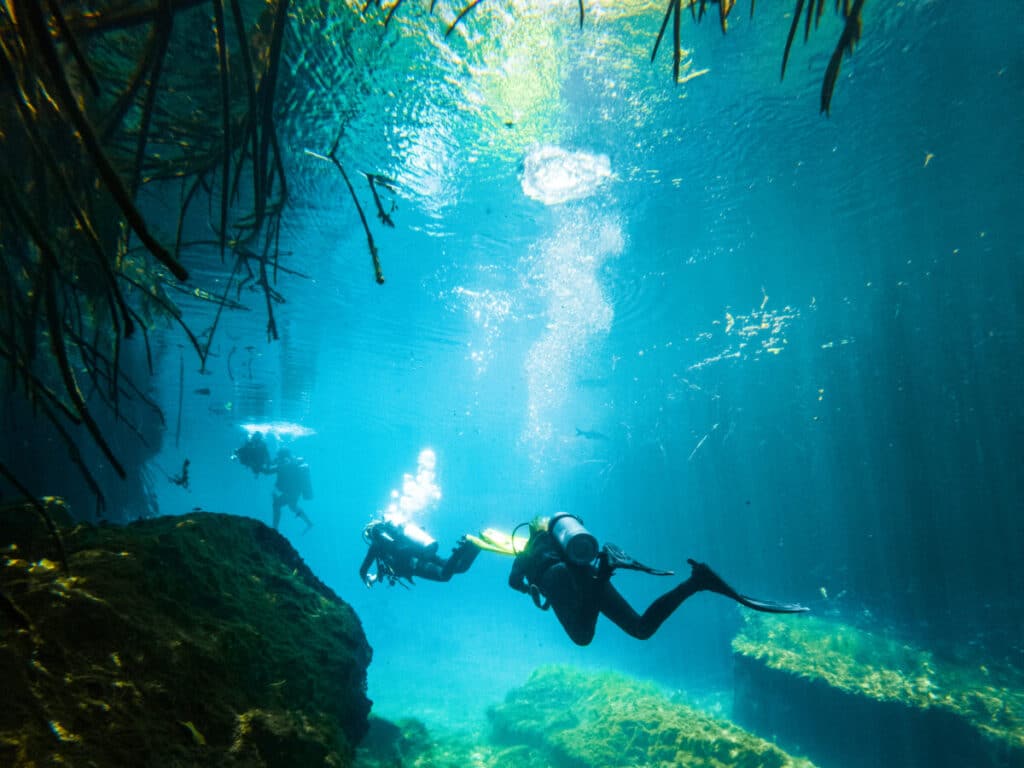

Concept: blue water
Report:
left=149, top=0, right=1022, bottom=740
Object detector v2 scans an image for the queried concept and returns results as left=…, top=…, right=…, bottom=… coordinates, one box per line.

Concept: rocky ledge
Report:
left=0, top=506, right=371, bottom=767
left=732, top=613, right=1023, bottom=768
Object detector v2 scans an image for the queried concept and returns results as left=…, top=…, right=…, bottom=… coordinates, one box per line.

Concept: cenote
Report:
left=1, top=2, right=1022, bottom=767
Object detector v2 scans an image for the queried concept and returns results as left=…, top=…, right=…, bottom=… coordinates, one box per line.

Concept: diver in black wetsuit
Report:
left=233, top=431, right=272, bottom=476
left=359, top=517, right=480, bottom=587
left=270, top=448, right=313, bottom=532
left=508, top=513, right=808, bottom=646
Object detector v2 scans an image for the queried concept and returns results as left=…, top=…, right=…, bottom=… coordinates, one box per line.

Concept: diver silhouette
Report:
left=270, top=448, right=313, bottom=532
left=233, top=431, right=272, bottom=476
left=359, top=517, right=479, bottom=587
left=505, top=513, right=808, bottom=646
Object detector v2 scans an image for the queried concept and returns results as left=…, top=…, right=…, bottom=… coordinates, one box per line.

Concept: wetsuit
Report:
left=508, top=528, right=700, bottom=645
left=509, top=527, right=807, bottom=646
left=272, top=456, right=312, bottom=531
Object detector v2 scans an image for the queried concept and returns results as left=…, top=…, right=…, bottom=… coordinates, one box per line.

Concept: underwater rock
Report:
left=354, top=715, right=431, bottom=767
left=732, top=613, right=1024, bottom=768
left=488, top=665, right=817, bottom=768
left=0, top=510, right=371, bottom=767
left=354, top=714, right=511, bottom=768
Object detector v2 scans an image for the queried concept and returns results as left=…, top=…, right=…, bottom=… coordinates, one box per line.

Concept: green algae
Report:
left=1, top=511, right=371, bottom=767
left=353, top=665, right=821, bottom=768
left=488, top=665, right=818, bottom=768
left=733, top=613, right=1024, bottom=753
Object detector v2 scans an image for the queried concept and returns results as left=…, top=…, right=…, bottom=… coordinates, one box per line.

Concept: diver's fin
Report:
left=687, top=558, right=809, bottom=614
left=466, top=528, right=528, bottom=556
left=603, top=543, right=674, bottom=576
left=464, top=533, right=504, bottom=553
left=732, top=594, right=809, bottom=614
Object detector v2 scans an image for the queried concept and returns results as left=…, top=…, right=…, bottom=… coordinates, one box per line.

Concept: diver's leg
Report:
left=440, top=538, right=481, bottom=579
left=271, top=493, right=283, bottom=530
left=415, top=559, right=448, bottom=581
left=599, top=577, right=701, bottom=640
left=293, top=503, right=313, bottom=533
left=540, top=563, right=600, bottom=646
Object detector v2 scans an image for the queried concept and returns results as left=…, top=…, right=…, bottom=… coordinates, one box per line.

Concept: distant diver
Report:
left=359, top=517, right=479, bottom=587
left=270, top=448, right=313, bottom=532
left=233, top=431, right=272, bottom=476
left=479, top=514, right=808, bottom=646
left=169, top=459, right=190, bottom=490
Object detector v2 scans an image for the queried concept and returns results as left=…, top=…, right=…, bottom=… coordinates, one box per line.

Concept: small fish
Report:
left=194, top=387, right=211, bottom=396
left=575, top=427, right=609, bottom=441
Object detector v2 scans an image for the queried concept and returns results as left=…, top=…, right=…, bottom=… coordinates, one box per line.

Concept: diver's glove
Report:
left=529, top=584, right=550, bottom=611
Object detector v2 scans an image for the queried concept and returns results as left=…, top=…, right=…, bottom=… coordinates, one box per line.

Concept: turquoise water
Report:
left=149, top=0, right=1021, bottom=750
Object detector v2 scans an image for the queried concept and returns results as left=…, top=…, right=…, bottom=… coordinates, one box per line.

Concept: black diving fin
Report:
left=687, top=558, right=809, bottom=614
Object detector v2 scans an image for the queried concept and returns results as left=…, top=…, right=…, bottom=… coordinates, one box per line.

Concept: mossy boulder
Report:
left=732, top=613, right=1024, bottom=768
left=488, top=665, right=818, bottom=768
left=0, top=509, right=371, bottom=767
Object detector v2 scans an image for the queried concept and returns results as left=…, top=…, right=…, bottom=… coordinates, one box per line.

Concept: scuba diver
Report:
left=493, top=513, right=808, bottom=646
left=233, top=431, right=272, bottom=476
left=359, top=516, right=480, bottom=587
left=270, top=448, right=313, bottom=532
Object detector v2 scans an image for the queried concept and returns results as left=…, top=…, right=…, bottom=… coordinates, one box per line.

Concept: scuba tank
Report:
left=300, top=462, right=313, bottom=500
left=549, top=513, right=599, bottom=566
left=399, top=520, right=438, bottom=555
left=376, top=516, right=438, bottom=556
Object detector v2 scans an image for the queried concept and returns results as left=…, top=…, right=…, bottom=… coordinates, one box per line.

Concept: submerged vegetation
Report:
left=487, top=665, right=818, bottom=767
left=733, top=613, right=1024, bottom=755
left=1, top=0, right=872, bottom=518
left=357, top=665, right=823, bottom=767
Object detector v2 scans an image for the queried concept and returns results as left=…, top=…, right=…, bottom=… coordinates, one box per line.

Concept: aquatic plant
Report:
left=489, top=664, right=819, bottom=767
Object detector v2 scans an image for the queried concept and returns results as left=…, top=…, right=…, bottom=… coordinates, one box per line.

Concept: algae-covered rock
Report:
left=488, top=665, right=818, bottom=768
left=0, top=510, right=372, bottom=767
left=732, top=613, right=1024, bottom=768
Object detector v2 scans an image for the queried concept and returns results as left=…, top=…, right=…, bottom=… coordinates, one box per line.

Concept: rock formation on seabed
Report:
left=733, top=613, right=1024, bottom=768
left=1, top=507, right=371, bottom=767
left=487, top=665, right=818, bottom=768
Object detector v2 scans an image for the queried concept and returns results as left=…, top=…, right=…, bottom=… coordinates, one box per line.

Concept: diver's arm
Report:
left=508, top=556, right=530, bottom=593
left=358, top=546, right=378, bottom=586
